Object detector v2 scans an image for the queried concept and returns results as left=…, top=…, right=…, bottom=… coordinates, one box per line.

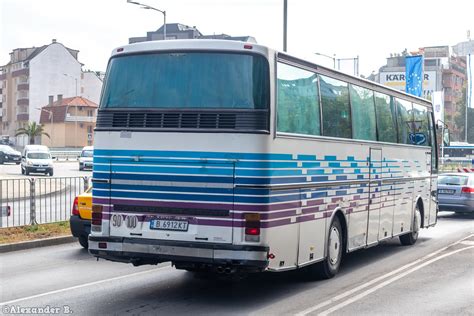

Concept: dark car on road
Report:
left=0, top=145, right=21, bottom=164
left=438, top=173, right=474, bottom=213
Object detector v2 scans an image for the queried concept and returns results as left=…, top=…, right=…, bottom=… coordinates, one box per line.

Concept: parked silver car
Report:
left=438, top=173, right=474, bottom=213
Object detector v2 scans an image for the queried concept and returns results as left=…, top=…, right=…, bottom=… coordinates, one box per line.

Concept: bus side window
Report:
left=374, top=92, right=397, bottom=143
left=412, top=103, right=430, bottom=146
left=395, top=98, right=413, bottom=145
left=276, top=62, right=321, bottom=136
left=350, top=84, right=376, bottom=141
left=320, top=75, right=352, bottom=139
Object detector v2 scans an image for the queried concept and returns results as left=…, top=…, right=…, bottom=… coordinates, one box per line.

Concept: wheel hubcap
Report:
left=329, top=226, right=341, bottom=265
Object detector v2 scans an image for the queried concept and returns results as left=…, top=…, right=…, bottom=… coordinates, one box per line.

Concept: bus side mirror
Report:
left=443, top=129, right=450, bottom=147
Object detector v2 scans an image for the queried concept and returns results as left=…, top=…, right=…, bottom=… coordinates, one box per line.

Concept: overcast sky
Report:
left=1, top=0, right=473, bottom=76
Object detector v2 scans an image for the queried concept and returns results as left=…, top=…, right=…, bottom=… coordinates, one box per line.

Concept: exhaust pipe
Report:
left=224, top=267, right=235, bottom=275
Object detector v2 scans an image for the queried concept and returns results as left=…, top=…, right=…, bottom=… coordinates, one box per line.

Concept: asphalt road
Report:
left=0, top=212, right=473, bottom=315
left=0, top=161, right=90, bottom=179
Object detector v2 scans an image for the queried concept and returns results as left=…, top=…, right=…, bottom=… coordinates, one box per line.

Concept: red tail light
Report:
left=461, top=186, right=474, bottom=194
left=91, top=211, right=103, bottom=225
left=245, top=213, right=261, bottom=242
left=91, top=204, right=103, bottom=232
left=245, top=227, right=260, bottom=235
left=72, top=197, right=79, bottom=216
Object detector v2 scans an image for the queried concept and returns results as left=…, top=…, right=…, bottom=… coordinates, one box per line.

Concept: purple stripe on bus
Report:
left=302, top=206, right=320, bottom=214
left=308, top=199, right=325, bottom=206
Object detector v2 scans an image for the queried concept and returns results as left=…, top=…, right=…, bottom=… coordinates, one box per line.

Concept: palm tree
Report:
left=15, top=122, right=50, bottom=145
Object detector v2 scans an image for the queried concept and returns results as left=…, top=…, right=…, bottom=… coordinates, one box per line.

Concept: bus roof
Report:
left=110, top=39, right=270, bottom=58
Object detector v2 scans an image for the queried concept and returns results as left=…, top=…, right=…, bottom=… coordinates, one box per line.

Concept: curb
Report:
left=0, top=235, right=77, bottom=253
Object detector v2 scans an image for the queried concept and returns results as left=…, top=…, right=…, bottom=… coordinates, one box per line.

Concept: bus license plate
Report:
left=150, top=219, right=189, bottom=232
left=438, top=189, right=455, bottom=194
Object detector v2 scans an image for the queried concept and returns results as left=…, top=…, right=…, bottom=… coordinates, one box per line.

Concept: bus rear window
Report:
left=100, top=52, right=269, bottom=110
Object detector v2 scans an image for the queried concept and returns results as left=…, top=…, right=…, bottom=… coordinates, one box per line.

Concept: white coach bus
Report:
left=89, top=40, right=438, bottom=279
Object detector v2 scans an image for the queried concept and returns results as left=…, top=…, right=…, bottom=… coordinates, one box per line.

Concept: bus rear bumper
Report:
left=89, top=236, right=269, bottom=272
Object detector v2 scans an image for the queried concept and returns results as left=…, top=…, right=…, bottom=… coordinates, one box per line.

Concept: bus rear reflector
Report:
left=98, top=242, right=107, bottom=249
left=244, top=44, right=253, bottom=49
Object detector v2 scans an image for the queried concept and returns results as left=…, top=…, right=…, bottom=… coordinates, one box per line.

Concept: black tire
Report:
left=307, top=217, right=343, bottom=279
left=48, top=170, right=54, bottom=177
left=25, top=169, right=29, bottom=175
left=400, top=205, right=421, bottom=246
left=15, top=162, right=20, bottom=165
left=21, top=167, right=25, bottom=175
left=78, top=235, right=89, bottom=249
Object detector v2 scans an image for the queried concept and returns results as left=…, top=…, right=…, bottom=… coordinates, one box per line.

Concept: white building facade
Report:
left=0, top=40, right=102, bottom=146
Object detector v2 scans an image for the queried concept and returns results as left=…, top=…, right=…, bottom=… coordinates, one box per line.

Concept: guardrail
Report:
left=50, top=151, right=81, bottom=161
left=0, top=176, right=90, bottom=228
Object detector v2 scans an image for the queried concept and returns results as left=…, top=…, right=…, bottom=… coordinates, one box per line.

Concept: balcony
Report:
left=17, top=83, right=29, bottom=91
left=11, top=68, right=29, bottom=78
left=17, top=98, right=29, bottom=106
left=17, top=113, right=29, bottom=121
left=65, top=115, right=96, bottom=123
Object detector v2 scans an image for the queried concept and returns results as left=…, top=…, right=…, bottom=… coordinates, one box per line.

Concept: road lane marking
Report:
left=296, top=233, right=474, bottom=316
left=0, top=265, right=171, bottom=306
left=318, top=245, right=474, bottom=316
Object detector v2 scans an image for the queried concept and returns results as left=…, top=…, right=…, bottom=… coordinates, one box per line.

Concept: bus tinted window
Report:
left=350, top=85, right=376, bottom=141
left=277, top=63, right=320, bottom=135
left=100, top=52, right=269, bottom=109
left=412, top=103, right=430, bottom=146
left=395, top=98, right=413, bottom=145
left=374, top=92, right=397, bottom=143
left=320, top=75, right=351, bottom=139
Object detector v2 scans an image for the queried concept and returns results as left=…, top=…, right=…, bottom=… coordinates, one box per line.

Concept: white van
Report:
left=22, top=145, right=50, bottom=157
left=21, top=145, right=53, bottom=176
left=78, top=146, right=93, bottom=171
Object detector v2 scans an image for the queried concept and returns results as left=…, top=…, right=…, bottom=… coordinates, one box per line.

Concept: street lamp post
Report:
left=127, top=0, right=167, bottom=40
left=63, top=73, right=79, bottom=147
left=314, top=52, right=336, bottom=69
left=37, top=108, right=53, bottom=147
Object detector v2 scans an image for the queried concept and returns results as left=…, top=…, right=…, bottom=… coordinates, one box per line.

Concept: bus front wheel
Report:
left=399, top=205, right=421, bottom=246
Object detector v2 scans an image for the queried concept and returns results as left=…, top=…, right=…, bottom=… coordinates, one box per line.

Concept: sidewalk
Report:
left=0, top=235, right=76, bottom=253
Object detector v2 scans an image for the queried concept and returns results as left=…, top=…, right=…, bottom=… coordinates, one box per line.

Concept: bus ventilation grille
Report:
left=96, top=110, right=269, bottom=132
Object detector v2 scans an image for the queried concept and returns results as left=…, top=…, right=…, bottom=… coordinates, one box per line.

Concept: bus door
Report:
left=367, top=148, right=382, bottom=246
left=426, top=151, right=437, bottom=226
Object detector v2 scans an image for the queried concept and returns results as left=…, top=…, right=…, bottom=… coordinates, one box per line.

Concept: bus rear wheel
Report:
left=399, top=205, right=421, bottom=246
left=307, top=216, right=343, bottom=280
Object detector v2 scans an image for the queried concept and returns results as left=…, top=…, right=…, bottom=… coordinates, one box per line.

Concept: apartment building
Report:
left=0, top=39, right=102, bottom=146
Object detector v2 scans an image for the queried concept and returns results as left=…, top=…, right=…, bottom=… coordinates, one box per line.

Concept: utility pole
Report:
left=283, top=0, right=287, bottom=52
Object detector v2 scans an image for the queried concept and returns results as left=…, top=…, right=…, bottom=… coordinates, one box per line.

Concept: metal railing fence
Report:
left=0, top=176, right=90, bottom=228
left=50, top=151, right=81, bottom=161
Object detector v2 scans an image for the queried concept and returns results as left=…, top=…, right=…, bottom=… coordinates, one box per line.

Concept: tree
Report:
left=454, top=85, right=474, bottom=143
left=15, top=122, right=50, bottom=145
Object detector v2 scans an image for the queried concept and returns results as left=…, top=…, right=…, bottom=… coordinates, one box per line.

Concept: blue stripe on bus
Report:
left=94, top=149, right=293, bottom=161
